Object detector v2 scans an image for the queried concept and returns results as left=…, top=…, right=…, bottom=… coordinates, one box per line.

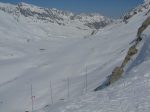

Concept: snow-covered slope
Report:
left=40, top=26, right=150, bottom=112
left=122, top=0, right=150, bottom=23
left=36, top=1, right=150, bottom=112
left=0, top=1, right=150, bottom=112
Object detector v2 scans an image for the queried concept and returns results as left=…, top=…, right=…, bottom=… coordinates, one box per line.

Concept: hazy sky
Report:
left=0, top=0, right=143, bottom=18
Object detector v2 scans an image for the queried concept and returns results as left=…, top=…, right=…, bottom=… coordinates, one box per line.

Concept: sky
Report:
left=0, top=0, right=143, bottom=18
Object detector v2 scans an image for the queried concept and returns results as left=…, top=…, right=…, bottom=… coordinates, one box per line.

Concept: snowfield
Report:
left=0, top=1, right=150, bottom=112
left=38, top=26, right=150, bottom=112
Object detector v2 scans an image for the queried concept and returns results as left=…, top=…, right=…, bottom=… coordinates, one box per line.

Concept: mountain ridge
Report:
left=122, top=0, right=150, bottom=23
left=0, top=2, right=113, bottom=29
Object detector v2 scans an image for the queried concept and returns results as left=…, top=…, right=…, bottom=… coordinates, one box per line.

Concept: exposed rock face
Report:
left=121, top=45, right=138, bottom=68
left=137, top=16, right=150, bottom=38
left=109, top=67, right=124, bottom=84
left=109, top=16, right=150, bottom=85
left=94, top=16, right=150, bottom=91
left=145, top=9, right=150, bottom=15
left=122, top=1, right=150, bottom=23
left=85, top=21, right=111, bottom=29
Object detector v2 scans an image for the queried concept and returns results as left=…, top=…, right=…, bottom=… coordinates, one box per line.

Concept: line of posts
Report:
left=30, top=65, right=88, bottom=111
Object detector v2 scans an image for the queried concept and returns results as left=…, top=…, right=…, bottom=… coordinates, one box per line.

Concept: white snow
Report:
left=36, top=23, right=150, bottom=112
left=144, top=0, right=150, bottom=3
left=0, top=1, right=150, bottom=112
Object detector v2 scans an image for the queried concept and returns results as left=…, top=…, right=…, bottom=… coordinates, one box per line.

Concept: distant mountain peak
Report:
left=0, top=2, right=113, bottom=29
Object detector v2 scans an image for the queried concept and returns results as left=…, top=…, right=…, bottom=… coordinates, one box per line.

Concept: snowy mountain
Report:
left=0, top=2, right=113, bottom=29
left=0, top=1, right=150, bottom=112
left=122, top=0, right=150, bottom=23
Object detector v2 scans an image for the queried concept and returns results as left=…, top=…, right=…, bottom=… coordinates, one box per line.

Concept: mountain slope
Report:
left=122, top=0, right=150, bottom=23
left=0, top=1, right=150, bottom=112
left=40, top=27, right=150, bottom=112
left=35, top=1, right=150, bottom=112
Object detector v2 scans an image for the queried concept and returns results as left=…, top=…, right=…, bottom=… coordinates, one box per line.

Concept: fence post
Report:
left=50, top=80, right=53, bottom=104
left=67, top=77, right=70, bottom=98
left=30, top=84, right=34, bottom=112
left=85, top=65, right=88, bottom=93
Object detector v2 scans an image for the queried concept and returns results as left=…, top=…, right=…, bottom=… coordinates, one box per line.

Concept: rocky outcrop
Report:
left=109, top=67, right=124, bottom=84
left=109, top=16, right=150, bottom=85
left=137, top=16, right=150, bottom=38
left=121, top=45, right=138, bottom=68
left=122, top=1, right=150, bottom=23
left=94, top=16, right=150, bottom=91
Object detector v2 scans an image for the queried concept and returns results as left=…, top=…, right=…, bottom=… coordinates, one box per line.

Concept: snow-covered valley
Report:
left=0, top=1, right=150, bottom=112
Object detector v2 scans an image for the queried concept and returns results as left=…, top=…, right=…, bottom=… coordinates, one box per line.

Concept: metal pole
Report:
left=67, top=77, right=70, bottom=98
left=85, top=65, right=88, bottom=93
left=31, top=84, right=34, bottom=112
left=50, top=80, right=53, bottom=104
